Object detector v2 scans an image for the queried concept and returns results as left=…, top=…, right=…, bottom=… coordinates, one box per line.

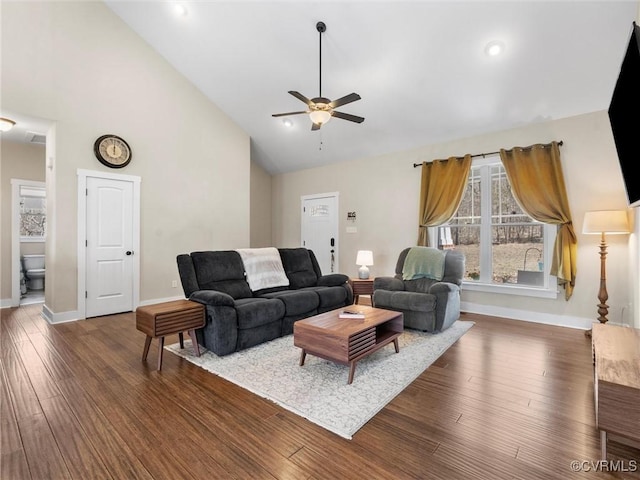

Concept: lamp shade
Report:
left=309, top=110, right=331, bottom=125
left=583, top=210, right=630, bottom=234
left=356, top=250, right=374, bottom=266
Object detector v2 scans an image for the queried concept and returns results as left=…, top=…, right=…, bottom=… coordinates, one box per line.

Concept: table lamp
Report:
left=356, top=250, right=374, bottom=279
left=582, top=210, right=630, bottom=330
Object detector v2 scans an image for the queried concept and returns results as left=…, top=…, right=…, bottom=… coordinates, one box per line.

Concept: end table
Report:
left=135, top=299, right=205, bottom=371
left=350, top=277, right=374, bottom=305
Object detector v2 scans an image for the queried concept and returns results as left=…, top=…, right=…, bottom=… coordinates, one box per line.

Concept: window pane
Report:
left=440, top=225, right=480, bottom=281
left=450, top=168, right=481, bottom=226
left=491, top=231, right=544, bottom=285
left=20, top=192, right=46, bottom=238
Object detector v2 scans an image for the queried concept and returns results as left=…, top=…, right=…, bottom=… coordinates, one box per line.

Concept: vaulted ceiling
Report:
left=7, top=2, right=639, bottom=175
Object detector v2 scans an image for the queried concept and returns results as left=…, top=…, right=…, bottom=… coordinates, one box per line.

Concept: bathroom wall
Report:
left=0, top=141, right=46, bottom=304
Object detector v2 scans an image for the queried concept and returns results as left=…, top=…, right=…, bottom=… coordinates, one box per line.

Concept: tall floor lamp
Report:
left=582, top=210, right=630, bottom=336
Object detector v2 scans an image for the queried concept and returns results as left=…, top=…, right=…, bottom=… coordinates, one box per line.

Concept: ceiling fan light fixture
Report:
left=309, top=110, right=331, bottom=125
left=0, top=117, right=16, bottom=132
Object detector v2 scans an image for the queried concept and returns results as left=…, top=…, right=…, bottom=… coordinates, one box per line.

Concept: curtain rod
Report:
left=412, top=140, right=563, bottom=168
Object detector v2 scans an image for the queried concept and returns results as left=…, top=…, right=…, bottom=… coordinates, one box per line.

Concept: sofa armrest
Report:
left=428, top=282, right=459, bottom=295
left=189, top=290, right=235, bottom=308
left=429, top=282, right=461, bottom=332
left=317, top=273, right=349, bottom=287
left=373, top=276, right=405, bottom=291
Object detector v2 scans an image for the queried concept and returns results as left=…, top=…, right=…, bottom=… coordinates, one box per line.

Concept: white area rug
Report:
left=166, top=320, right=474, bottom=439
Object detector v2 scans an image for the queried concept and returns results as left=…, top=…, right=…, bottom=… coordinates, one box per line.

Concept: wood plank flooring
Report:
left=2, top=303, right=640, bottom=479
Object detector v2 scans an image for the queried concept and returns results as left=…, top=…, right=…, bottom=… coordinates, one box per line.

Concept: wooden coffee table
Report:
left=293, top=305, right=403, bottom=384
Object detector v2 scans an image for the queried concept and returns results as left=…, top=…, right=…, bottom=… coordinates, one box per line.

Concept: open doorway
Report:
left=2, top=112, right=51, bottom=309
left=11, top=180, right=46, bottom=306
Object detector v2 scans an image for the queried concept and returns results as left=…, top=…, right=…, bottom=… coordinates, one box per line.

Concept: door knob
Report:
left=126, top=251, right=133, bottom=256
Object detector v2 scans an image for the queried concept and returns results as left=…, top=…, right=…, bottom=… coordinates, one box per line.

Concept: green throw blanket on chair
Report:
left=402, top=247, right=446, bottom=281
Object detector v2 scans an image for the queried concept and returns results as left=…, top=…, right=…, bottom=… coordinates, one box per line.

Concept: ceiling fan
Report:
left=272, top=21, right=364, bottom=131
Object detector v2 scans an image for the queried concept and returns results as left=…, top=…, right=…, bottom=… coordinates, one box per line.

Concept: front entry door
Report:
left=301, top=192, right=338, bottom=274
left=85, top=176, right=134, bottom=317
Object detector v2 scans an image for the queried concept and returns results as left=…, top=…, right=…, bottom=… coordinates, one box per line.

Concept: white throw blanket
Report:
left=236, top=247, right=290, bottom=291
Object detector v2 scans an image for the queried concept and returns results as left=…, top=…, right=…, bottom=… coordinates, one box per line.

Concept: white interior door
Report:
left=301, top=192, right=338, bottom=274
left=85, top=176, right=134, bottom=317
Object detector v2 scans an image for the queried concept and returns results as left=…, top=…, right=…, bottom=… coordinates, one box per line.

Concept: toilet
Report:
left=22, top=254, right=45, bottom=290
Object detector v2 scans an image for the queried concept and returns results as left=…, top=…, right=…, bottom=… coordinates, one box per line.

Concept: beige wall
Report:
left=2, top=2, right=250, bottom=317
left=0, top=141, right=46, bottom=302
left=273, top=111, right=633, bottom=328
left=250, top=159, right=273, bottom=247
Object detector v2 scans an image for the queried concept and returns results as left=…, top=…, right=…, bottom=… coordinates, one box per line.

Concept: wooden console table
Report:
left=592, top=323, right=640, bottom=459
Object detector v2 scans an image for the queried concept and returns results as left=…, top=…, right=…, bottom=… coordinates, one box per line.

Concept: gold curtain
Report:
left=499, top=141, right=577, bottom=300
left=417, top=155, right=472, bottom=246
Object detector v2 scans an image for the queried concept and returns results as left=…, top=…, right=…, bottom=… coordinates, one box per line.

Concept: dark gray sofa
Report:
left=372, top=247, right=464, bottom=333
left=177, top=248, right=353, bottom=356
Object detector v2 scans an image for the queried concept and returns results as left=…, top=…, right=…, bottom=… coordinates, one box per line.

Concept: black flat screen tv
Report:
left=608, top=21, right=640, bottom=207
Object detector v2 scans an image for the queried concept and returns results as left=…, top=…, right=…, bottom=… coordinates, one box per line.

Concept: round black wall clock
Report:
left=94, top=134, right=132, bottom=168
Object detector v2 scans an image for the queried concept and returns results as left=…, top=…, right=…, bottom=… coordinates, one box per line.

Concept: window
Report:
left=19, top=185, right=46, bottom=241
left=436, top=155, right=557, bottom=297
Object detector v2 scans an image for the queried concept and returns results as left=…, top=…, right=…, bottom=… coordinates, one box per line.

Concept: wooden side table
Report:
left=350, top=278, right=374, bottom=305
left=135, top=299, right=205, bottom=371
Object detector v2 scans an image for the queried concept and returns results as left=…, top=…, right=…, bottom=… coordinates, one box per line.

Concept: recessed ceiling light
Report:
left=485, top=40, right=505, bottom=57
left=174, top=4, right=188, bottom=17
left=282, top=118, right=293, bottom=128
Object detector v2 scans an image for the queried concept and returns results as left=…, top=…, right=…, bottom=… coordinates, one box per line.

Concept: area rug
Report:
left=166, top=320, right=474, bottom=439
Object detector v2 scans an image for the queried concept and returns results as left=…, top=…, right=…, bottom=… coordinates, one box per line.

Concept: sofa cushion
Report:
left=234, top=297, right=285, bottom=330
left=301, top=286, right=348, bottom=311
left=373, top=290, right=436, bottom=313
left=191, top=251, right=252, bottom=299
left=279, top=248, right=318, bottom=289
left=260, top=290, right=319, bottom=317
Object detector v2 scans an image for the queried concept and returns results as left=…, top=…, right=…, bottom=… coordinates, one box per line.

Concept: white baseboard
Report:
left=38, top=297, right=184, bottom=324
left=42, top=304, right=82, bottom=324
left=0, top=298, right=14, bottom=308
left=461, top=300, right=594, bottom=330
left=5, top=295, right=610, bottom=331
left=138, top=295, right=185, bottom=307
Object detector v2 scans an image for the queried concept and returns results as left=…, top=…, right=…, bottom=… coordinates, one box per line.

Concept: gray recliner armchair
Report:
left=372, top=247, right=465, bottom=332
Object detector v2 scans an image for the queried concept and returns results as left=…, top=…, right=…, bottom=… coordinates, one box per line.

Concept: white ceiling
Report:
left=4, top=2, right=638, bottom=175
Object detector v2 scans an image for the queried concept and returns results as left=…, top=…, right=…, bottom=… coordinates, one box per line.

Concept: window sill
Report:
left=462, top=281, right=559, bottom=299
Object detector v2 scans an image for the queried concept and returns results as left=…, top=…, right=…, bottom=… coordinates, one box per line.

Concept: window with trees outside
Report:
left=436, top=155, right=557, bottom=297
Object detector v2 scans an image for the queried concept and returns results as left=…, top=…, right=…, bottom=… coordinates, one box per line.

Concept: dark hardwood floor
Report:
left=2, top=303, right=639, bottom=479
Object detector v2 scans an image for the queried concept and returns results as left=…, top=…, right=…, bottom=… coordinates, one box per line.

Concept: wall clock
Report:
left=94, top=134, right=132, bottom=168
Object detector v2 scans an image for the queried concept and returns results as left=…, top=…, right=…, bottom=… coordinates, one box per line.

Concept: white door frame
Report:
left=10, top=179, right=46, bottom=307
left=77, top=169, right=141, bottom=319
left=301, top=191, right=339, bottom=273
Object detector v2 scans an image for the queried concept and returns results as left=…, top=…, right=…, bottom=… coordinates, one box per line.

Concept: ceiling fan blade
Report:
left=331, top=111, right=365, bottom=123
left=311, top=122, right=321, bottom=131
left=329, top=93, right=361, bottom=109
left=272, top=111, right=308, bottom=117
left=289, top=91, right=313, bottom=106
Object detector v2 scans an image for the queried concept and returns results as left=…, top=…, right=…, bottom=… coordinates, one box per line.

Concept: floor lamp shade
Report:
left=582, top=210, right=630, bottom=329
left=582, top=210, right=630, bottom=235
left=356, top=250, right=374, bottom=279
